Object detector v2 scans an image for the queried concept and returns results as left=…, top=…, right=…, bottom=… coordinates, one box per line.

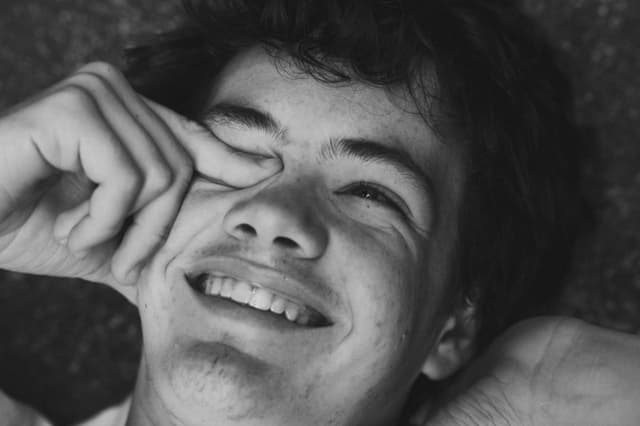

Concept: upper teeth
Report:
left=202, top=275, right=312, bottom=326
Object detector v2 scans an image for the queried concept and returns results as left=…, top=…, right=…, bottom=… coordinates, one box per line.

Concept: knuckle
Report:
left=175, top=153, right=194, bottom=179
left=165, top=155, right=193, bottom=191
left=110, top=259, right=129, bottom=283
left=148, top=223, right=173, bottom=245
left=155, top=227, right=172, bottom=243
left=70, top=74, right=116, bottom=103
left=148, top=166, right=173, bottom=194
left=49, top=84, right=94, bottom=110
left=74, top=62, right=129, bottom=96
left=121, top=166, right=143, bottom=191
left=99, top=218, right=124, bottom=236
left=137, top=218, right=172, bottom=244
left=79, top=61, right=122, bottom=79
left=174, top=166, right=193, bottom=189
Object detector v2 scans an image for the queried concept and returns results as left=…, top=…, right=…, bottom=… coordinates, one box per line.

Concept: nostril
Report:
left=273, top=236, right=299, bottom=250
left=236, top=223, right=257, bottom=237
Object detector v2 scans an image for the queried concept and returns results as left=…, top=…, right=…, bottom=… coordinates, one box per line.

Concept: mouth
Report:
left=185, top=272, right=332, bottom=328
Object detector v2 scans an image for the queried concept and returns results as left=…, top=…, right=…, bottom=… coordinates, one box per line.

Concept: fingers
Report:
left=71, top=70, right=173, bottom=213
left=63, top=64, right=192, bottom=282
left=38, top=85, right=144, bottom=252
left=146, top=98, right=282, bottom=187
left=53, top=200, right=89, bottom=243
left=44, top=62, right=281, bottom=285
left=110, top=184, right=187, bottom=283
left=42, top=63, right=187, bottom=283
left=42, top=84, right=159, bottom=256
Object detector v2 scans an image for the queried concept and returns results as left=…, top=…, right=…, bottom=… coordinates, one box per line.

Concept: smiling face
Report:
left=132, top=46, right=466, bottom=425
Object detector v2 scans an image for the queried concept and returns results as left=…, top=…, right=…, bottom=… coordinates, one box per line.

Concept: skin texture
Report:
left=2, top=46, right=640, bottom=426
left=0, top=49, right=474, bottom=425
left=0, top=62, right=280, bottom=292
left=129, top=46, right=470, bottom=426
left=424, top=317, right=640, bottom=426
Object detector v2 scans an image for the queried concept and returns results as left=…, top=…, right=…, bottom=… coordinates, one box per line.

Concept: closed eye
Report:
left=192, top=172, right=239, bottom=190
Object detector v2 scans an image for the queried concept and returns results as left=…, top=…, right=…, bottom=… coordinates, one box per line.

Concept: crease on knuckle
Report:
left=95, top=214, right=125, bottom=236
left=151, top=225, right=173, bottom=244
left=121, top=166, right=143, bottom=192
left=148, top=166, right=173, bottom=194
left=172, top=158, right=194, bottom=187
left=132, top=218, right=173, bottom=245
left=74, top=63, right=129, bottom=101
left=110, top=258, right=129, bottom=283
left=74, top=71, right=114, bottom=97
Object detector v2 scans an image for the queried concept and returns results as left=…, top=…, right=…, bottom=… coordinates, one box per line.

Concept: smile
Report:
left=186, top=273, right=331, bottom=327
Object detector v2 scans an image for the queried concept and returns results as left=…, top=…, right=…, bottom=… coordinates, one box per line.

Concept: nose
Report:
left=222, top=186, right=328, bottom=259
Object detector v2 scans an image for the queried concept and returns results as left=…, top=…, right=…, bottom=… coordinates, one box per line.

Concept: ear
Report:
left=421, top=301, right=477, bottom=380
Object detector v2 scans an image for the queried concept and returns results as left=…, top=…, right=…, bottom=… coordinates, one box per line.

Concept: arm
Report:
left=423, top=317, right=640, bottom=426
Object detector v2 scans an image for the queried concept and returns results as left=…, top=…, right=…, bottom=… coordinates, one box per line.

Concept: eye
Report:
left=341, top=181, right=406, bottom=214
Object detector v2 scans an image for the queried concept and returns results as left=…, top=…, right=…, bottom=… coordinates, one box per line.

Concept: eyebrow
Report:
left=202, top=102, right=285, bottom=140
left=202, top=101, right=435, bottom=207
left=319, top=138, right=435, bottom=205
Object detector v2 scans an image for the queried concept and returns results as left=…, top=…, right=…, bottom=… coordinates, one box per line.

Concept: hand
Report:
left=0, top=62, right=280, bottom=298
left=421, top=317, right=640, bottom=426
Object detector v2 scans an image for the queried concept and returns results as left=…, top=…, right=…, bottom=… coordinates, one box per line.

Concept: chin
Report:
left=160, top=340, right=280, bottom=421
left=144, top=342, right=400, bottom=426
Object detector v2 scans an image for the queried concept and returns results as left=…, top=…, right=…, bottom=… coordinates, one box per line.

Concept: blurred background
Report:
left=0, top=0, right=638, bottom=424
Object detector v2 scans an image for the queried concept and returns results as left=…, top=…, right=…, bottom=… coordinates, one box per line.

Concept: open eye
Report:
left=341, top=181, right=406, bottom=214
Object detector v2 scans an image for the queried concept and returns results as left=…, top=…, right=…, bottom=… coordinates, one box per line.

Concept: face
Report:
left=133, top=46, right=465, bottom=425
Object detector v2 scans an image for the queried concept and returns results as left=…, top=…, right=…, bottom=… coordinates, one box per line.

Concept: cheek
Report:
left=162, top=189, right=228, bottom=251
left=315, top=240, right=423, bottom=417
left=337, top=225, right=421, bottom=353
left=361, top=267, right=415, bottom=353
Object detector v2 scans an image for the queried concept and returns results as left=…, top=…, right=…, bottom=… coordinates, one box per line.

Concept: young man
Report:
left=1, top=1, right=639, bottom=425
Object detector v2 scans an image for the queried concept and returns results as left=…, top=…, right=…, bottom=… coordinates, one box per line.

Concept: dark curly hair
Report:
left=124, top=0, right=582, bottom=352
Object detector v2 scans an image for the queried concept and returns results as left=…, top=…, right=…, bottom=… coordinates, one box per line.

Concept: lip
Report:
left=182, top=274, right=322, bottom=332
left=182, top=255, right=339, bottom=326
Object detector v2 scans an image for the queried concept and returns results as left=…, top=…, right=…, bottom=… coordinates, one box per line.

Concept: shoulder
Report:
left=75, top=397, right=131, bottom=426
left=0, top=390, right=131, bottom=426
left=0, top=389, right=52, bottom=426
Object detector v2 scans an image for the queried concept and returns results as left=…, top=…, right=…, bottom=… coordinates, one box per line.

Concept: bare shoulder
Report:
left=0, top=390, right=50, bottom=426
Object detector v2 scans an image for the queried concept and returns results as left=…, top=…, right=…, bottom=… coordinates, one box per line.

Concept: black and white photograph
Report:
left=0, top=1, right=639, bottom=425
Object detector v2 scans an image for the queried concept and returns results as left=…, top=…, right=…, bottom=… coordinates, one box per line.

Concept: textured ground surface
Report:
left=0, top=0, right=638, bottom=424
